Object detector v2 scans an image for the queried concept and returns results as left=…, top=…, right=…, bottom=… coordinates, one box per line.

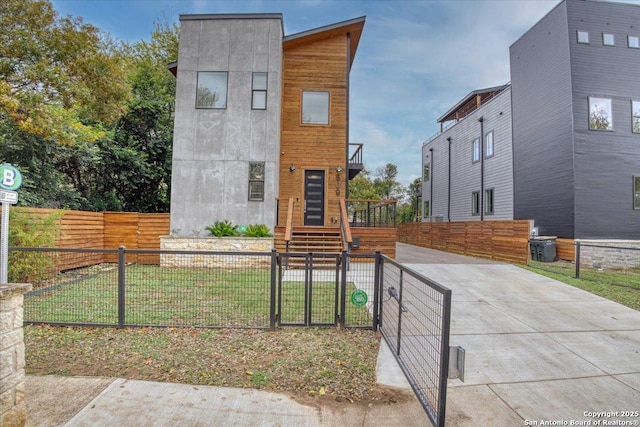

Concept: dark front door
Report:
left=304, top=170, right=325, bottom=226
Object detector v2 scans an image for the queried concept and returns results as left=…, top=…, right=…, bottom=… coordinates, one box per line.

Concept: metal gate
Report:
left=276, top=252, right=379, bottom=329
left=377, top=255, right=456, bottom=427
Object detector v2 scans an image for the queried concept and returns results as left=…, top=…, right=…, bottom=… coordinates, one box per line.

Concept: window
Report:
left=603, top=33, right=615, bottom=46
left=423, top=200, right=430, bottom=218
left=471, top=191, right=480, bottom=216
left=248, top=162, right=265, bottom=201
left=252, top=72, right=267, bottom=110
left=485, top=188, right=494, bottom=215
left=423, top=164, right=430, bottom=181
left=302, top=91, right=329, bottom=124
left=196, top=72, right=228, bottom=109
left=589, top=97, right=613, bottom=130
left=632, top=101, right=640, bottom=134
left=577, top=31, right=589, bottom=44
left=472, top=138, right=480, bottom=163
left=635, top=176, right=640, bottom=209
left=485, top=131, right=494, bottom=158
left=628, top=35, right=639, bottom=49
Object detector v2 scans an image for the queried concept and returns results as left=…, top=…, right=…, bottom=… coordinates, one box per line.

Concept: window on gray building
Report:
left=302, top=91, right=329, bottom=124
left=472, top=138, right=480, bottom=163
left=471, top=191, right=480, bottom=216
left=602, top=33, right=615, bottom=46
left=589, top=97, right=613, bottom=131
left=252, top=72, right=268, bottom=110
left=577, top=31, right=589, bottom=44
left=196, top=72, right=228, bottom=109
left=485, top=188, right=494, bottom=215
left=634, top=176, right=640, bottom=209
left=485, top=131, right=494, bottom=158
left=628, top=35, right=639, bottom=49
left=423, top=164, right=430, bottom=181
left=423, top=200, right=430, bottom=218
left=249, top=162, right=265, bottom=201
left=632, top=101, right=640, bottom=133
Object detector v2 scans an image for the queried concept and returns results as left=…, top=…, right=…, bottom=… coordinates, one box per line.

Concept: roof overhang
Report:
left=282, top=16, right=366, bottom=70
left=437, top=84, right=510, bottom=123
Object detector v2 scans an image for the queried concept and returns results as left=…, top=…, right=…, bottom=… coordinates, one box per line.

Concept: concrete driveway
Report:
left=395, top=242, right=640, bottom=426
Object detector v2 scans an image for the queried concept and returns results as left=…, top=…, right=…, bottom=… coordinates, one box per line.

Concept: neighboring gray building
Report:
left=422, top=85, right=513, bottom=222
left=511, top=0, right=640, bottom=239
left=168, top=14, right=283, bottom=236
left=424, top=0, right=640, bottom=241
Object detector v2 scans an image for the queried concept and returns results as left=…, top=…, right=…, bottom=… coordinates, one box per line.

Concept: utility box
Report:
left=530, top=236, right=557, bottom=262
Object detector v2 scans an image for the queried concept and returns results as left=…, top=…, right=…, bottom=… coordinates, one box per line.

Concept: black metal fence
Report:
left=14, top=247, right=380, bottom=330
left=378, top=256, right=452, bottom=427
left=528, top=240, right=640, bottom=287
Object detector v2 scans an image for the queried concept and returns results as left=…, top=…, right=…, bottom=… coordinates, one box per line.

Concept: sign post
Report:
left=0, top=164, right=22, bottom=283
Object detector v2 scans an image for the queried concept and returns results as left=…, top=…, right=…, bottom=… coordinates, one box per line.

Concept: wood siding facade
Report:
left=279, top=21, right=362, bottom=228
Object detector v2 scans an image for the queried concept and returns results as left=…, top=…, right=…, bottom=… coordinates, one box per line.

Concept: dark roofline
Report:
left=283, top=16, right=365, bottom=42
left=437, top=84, right=510, bottom=123
left=179, top=13, right=284, bottom=34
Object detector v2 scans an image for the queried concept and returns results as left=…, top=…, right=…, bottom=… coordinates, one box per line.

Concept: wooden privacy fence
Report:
left=8, top=207, right=169, bottom=270
left=397, top=220, right=532, bottom=264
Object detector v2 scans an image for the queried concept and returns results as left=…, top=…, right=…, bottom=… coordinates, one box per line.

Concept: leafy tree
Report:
left=0, top=0, right=130, bottom=146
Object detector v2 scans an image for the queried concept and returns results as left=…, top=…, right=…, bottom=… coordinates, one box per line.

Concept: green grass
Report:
left=24, top=264, right=372, bottom=327
left=524, top=261, right=640, bottom=310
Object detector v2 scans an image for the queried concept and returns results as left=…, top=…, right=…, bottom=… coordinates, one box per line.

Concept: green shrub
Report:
left=205, top=220, right=239, bottom=237
left=243, top=224, right=272, bottom=238
left=7, top=208, right=62, bottom=283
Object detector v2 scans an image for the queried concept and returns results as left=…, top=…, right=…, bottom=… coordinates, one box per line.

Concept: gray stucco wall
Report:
left=422, top=87, right=513, bottom=222
left=170, top=16, right=282, bottom=236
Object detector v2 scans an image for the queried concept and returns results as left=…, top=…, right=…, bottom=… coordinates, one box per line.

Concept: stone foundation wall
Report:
left=0, top=283, right=31, bottom=427
left=160, top=236, right=274, bottom=268
left=578, top=240, right=640, bottom=270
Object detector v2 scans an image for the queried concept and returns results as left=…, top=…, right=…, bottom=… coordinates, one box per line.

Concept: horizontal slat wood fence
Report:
left=8, top=207, right=169, bottom=271
left=397, top=220, right=532, bottom=264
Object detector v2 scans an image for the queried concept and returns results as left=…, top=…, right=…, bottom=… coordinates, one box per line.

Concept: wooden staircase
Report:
left=276, top=227, right=344, bottom=269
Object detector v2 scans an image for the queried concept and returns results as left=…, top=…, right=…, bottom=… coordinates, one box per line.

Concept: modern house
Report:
left=166, top=13, right=396, bottom=256
left=511, top=0, right=640, bottom=240
left=423, top=0, right=640, bottom=241
left=422, top=84, right=513, bottom=222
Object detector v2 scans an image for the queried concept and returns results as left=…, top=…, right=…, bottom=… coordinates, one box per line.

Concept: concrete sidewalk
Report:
left=394, top=243, right=640, bottom=426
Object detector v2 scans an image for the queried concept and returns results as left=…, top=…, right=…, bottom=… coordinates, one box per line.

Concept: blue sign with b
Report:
left=0, top=164, right=22, bottom=191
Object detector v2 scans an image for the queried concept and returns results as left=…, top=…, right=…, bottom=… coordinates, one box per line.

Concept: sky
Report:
left=50, top=0, right=576, bottom=186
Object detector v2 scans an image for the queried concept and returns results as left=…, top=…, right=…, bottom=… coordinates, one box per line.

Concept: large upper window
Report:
left=632, top=101, right=640, bottom=133
left=485, top=188, right=494, bottom=215
left=472, top=138, right=480, bottom=163
left=629, top=35, right=639, bottom=49
left=589, top=97, right=613, bottom=131
left=603, top=33, right=615, bottom=46
left=248, top=162, right=265, bottom=201
left=423, top=164, right=430, bottom=181
left=252, top=72, right=267, bottom=110
left=196, top=72, right=228, bottom=109
left=577, top=31, right=590, bottom=44
left=471, top=191, right=480, bottom=216
left=302, top=91, right=329, bottom=124
left=485, top=131, right=494, bottom=158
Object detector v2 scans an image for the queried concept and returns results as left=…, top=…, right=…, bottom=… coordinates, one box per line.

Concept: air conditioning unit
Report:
left=433, top=215, right=444, bottom=222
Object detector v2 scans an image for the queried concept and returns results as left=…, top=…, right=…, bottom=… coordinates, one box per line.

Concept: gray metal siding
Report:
left=422, top=88, right=513, bottom=222
left=566, top=0, right=640, bottom=239
left=510, top=1, right=575, bottom=237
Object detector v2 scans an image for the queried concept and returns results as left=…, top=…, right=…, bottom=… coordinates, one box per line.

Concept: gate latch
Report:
left=448, top=346, right=465, bottom=382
